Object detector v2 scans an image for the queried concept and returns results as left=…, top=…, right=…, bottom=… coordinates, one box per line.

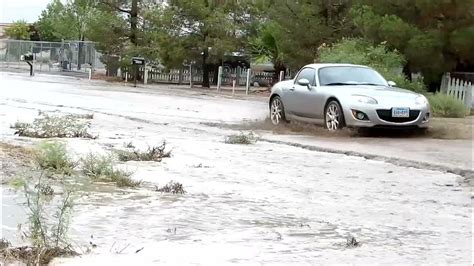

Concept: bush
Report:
left=389, top=76, right=427, bottom=94
left=225, top=132, right=258, bottom=145
left=34, top=141, right=75, bottom=175
left=318, top=38, right=427, bottom=93
left=11, top=173, right=79, bottom=264
left=11, top=113, right=95, bottom=139
left=116, top=142, right=171, bottom=162
left=428, top=94, right=469, bottom=118
left=81, top=154, right=140, bottom=188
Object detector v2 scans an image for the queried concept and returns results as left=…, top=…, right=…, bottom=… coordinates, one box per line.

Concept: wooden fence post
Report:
left=245, top=69, right=251, bottom=95
left=466, top=82, right=473, bottom=108
left=189, top=65, right=193, bottom=88
left=217, top=66, right=223, bottom=92
left=232, top=79, right=236, bottom=96
left=440, top=72, right=450, bottom=93
left=144, top=65, right=149, bottom=85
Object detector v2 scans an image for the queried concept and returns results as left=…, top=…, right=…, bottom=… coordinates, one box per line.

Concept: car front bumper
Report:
left=343, top=103, right=431, bottom=128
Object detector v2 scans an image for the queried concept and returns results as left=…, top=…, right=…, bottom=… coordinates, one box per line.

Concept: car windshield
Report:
left=318, top=66, right=388, bottom=86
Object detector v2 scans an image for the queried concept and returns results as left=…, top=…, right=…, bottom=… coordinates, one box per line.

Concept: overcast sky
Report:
left=0, top=0, right=52, bottom=23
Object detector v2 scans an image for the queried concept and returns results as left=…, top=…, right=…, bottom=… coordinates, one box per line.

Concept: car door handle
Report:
left=289, top=87, right=295, bottom=91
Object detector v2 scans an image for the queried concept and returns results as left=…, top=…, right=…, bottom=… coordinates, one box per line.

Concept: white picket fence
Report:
left=441, top=73, right=473, bottom=108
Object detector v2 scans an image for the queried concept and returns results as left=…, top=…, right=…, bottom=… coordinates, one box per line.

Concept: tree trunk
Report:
left=402, top=62, right=412, bottom=81
left=130, top=0, right=138, bottom=46
left=77, top=35, right=84, bottom=70
left=202, top=49, right=210, bottom=88
left=212, top=64, right=219, bottom=85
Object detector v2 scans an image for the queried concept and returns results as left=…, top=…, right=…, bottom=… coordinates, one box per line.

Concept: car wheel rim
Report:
left=271, top=98, right=283, bottom=125
left=326, top=103, right=340, bottom=131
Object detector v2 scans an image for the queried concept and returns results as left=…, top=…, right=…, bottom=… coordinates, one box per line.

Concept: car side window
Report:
left=295, top=68, right=316, bottom=86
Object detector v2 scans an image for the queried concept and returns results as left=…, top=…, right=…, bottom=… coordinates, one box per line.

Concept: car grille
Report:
left=376, top=109, right=420, bottom=123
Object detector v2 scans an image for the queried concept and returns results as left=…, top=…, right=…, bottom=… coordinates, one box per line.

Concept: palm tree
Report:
left=249, top=22, right=286, bottom=84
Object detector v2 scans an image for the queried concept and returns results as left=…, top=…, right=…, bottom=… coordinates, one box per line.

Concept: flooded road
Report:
left=0, top=72, right=472, bottom=265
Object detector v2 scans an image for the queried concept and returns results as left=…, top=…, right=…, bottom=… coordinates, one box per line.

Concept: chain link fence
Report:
left=0, top=40, right=105, bottom=75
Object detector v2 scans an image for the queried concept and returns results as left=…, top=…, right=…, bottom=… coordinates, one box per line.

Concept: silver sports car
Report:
left=269, top=63, right=431, bottom=131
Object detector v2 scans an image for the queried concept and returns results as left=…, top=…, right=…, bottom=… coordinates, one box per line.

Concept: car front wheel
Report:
left=325, top=100, right=345, bottom=131
left=270, top=96, right=287, bottom=125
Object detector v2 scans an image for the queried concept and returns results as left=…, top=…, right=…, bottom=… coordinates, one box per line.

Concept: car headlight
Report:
left=415, top=95, right=428, bottom=105
left=352, top=95, right=378, bottom=104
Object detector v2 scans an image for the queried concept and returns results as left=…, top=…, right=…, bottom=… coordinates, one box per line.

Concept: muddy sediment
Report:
left=204, top=117, right=473, bottom=140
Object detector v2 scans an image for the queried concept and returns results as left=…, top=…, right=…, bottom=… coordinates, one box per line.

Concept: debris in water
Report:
left=275, top=232, right=282, bottom=240
left=225, top=132, right=258, bottom=145
left=116, top=141, right=171, bottom=162
left=346, top=236, right=362, bottom=248
left=155, top=181, right=186, bottom=194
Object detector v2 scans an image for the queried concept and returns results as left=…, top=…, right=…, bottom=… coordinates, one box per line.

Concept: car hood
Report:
left=330, top=85, right=424, bottom=107
left=336, top=85, right=419, bottom=98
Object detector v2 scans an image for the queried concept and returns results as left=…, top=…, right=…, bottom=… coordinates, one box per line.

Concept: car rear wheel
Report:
left=270, top=96, right=287, bottom=125
left=325, top=101, right=345, bottom=131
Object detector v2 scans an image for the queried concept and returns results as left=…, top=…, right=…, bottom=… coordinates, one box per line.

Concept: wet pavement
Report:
left=0, top=72, right=472, bottom=265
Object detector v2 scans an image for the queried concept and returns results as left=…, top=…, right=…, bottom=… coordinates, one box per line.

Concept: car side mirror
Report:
left=297, top=78, right=310, bottom=86
left=388, top=81, right=397, bottom=87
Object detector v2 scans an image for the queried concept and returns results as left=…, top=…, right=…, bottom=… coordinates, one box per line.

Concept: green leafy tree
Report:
left=96, top=0, right=143, bottom=46
left=319, top=38, right=426, bottom=93
left=351, top=0, right=474, bottom=90
left=248, top=21, right=286, bottom=82
left=37, top=0, right=97, bottom=41
left=86, top=0, right=157, bottom=74
left=261, top=0, right=354, bottom=70
left=37, top=0, right=76, bottom=41
left=4, top=20, right=31, bottom=40
left=147, top=0, right=253, bottom=87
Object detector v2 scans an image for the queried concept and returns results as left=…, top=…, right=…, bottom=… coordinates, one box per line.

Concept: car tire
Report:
left=270, top=96, right=288, bottom=125
left=324, top=100, right=345, bottom=131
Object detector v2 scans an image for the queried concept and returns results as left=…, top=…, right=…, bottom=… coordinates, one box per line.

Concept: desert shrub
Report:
left=81, top=153, right=115, bottom=178
left=225, top=132, right=258, bottom=145
left=11, top=113, right=96, bottom=139
left=318, top=38, right=427, bottom=93
left=428, top=94, right=469, bottom=118
left=2, top=173, right=79, bottom=265
left=117, top=142, right=171, bottom=162
left=155, top=181, right=186, bottom=194
left=34, top=141, right=75, bottom=175
left=81, top=154, right=140, bottom=188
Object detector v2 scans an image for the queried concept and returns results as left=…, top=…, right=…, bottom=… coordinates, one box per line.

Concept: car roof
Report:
left=304, top=63, right=370, bottom=69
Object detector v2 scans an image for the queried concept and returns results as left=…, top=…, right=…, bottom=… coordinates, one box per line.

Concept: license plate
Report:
left=392, top=107, right=410, bottom=118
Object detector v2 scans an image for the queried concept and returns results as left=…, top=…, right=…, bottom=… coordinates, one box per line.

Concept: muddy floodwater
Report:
left=0, top=72, right=472, bottom=265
